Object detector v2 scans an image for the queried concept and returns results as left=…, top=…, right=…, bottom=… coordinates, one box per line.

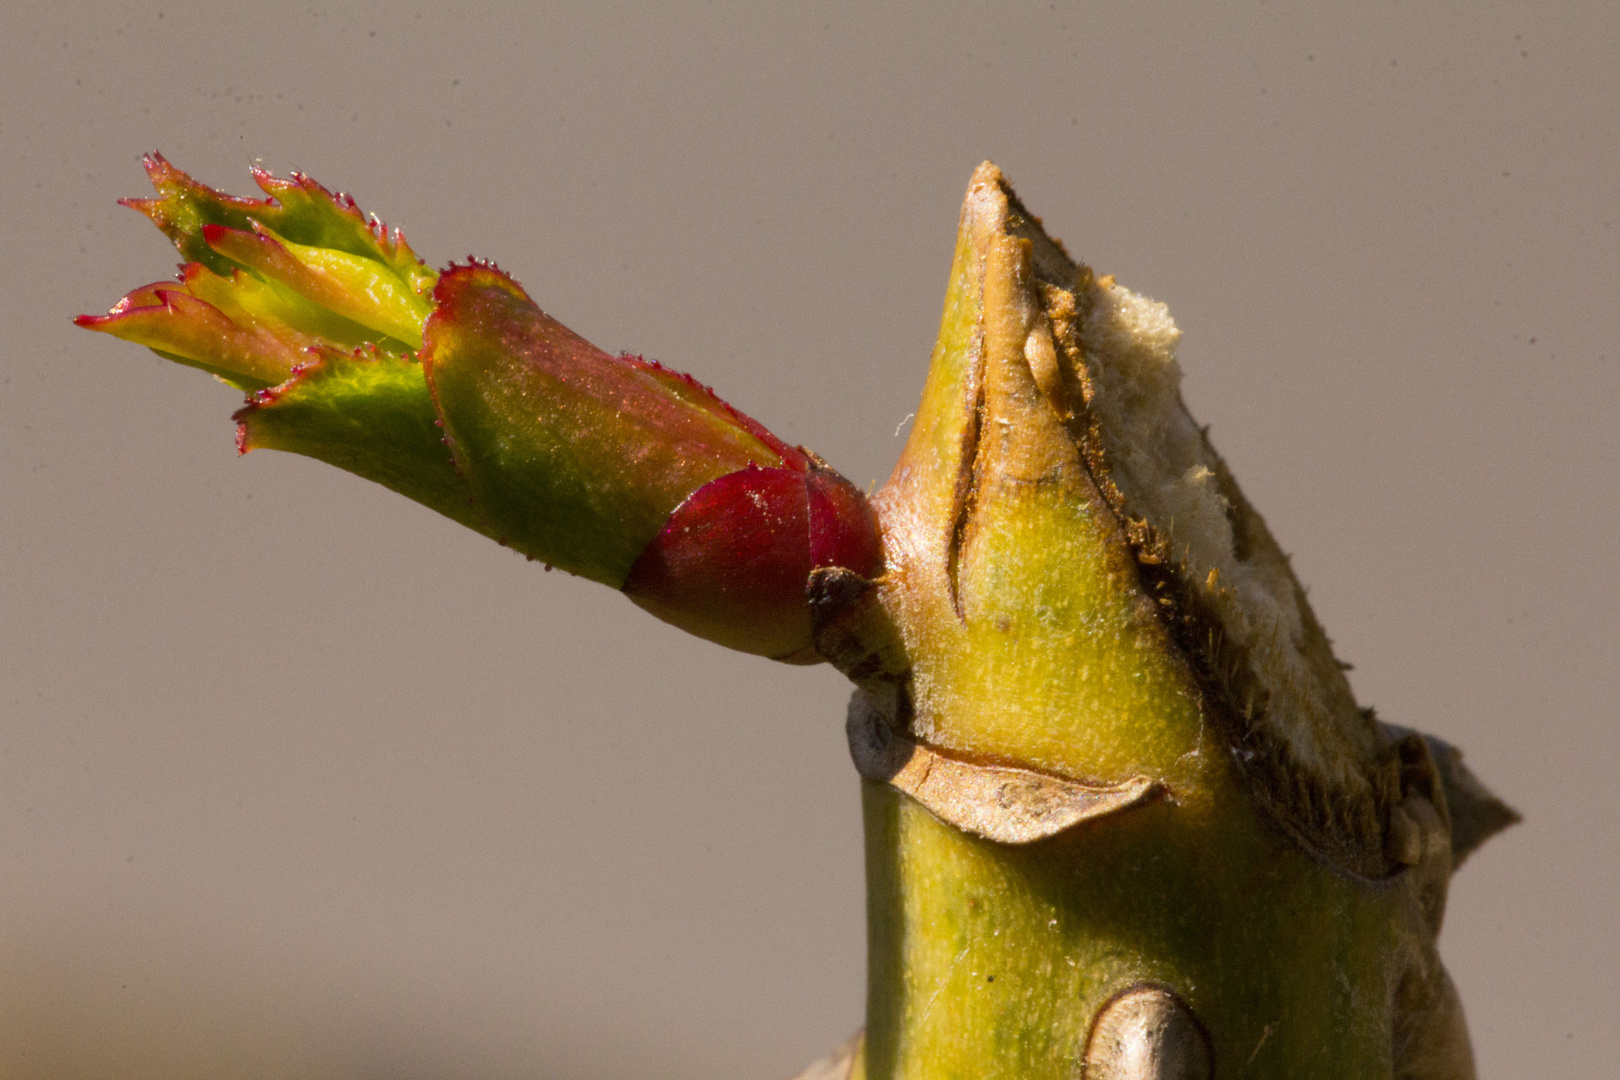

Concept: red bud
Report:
left=623, top=461, right=881, bottom=662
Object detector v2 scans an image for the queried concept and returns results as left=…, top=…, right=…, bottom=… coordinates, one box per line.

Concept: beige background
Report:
left=3, top=3, right=1616, bottom=1077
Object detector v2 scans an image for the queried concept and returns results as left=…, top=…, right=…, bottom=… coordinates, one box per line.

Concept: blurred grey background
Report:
left=3, top=3, right=1615, bottom=1077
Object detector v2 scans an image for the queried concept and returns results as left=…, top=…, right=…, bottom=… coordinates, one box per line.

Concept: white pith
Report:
left=1074, top=279, right=1359, bottom=781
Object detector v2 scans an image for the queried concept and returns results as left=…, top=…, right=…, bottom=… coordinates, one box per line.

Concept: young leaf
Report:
left=78, top=157, right=883, bottom=662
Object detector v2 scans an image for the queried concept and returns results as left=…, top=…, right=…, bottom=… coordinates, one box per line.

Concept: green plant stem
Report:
left=812, top=165, right=1488, bottom=1080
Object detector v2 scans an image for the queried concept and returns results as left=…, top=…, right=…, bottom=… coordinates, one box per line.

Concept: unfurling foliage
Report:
left=79, top=155, right=880, bottom=661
